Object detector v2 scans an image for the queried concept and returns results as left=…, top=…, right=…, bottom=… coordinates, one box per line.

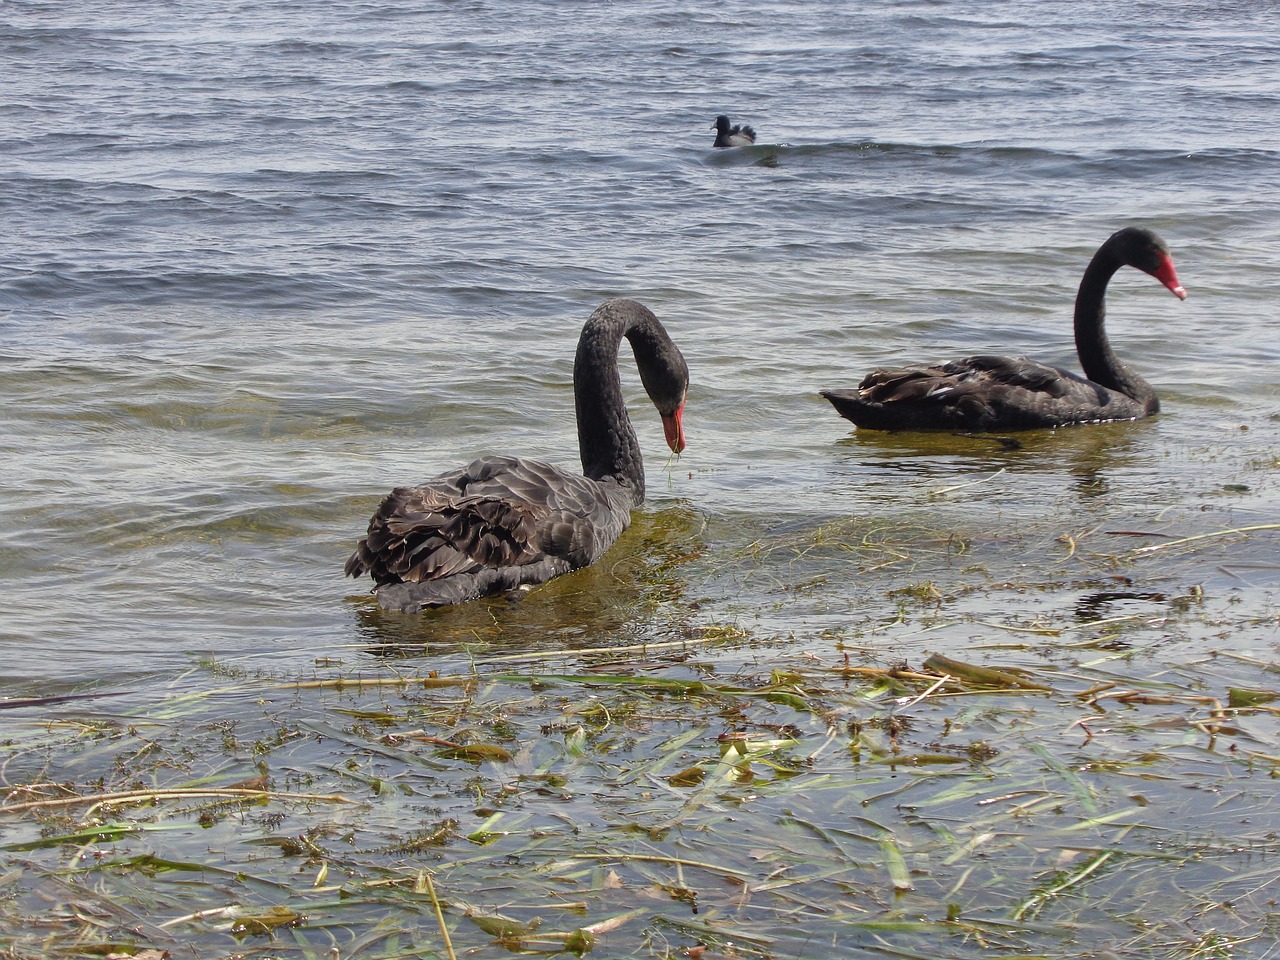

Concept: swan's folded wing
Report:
left=831, top=356, right=1080, bottom=431
left=344, top=485, right=540, bottom=586
left=345, top=456, right=629, bottom=588
left=858, top=357, right=1075, bottom=403
left=465, top=456, right=631, bottom=566
left=951, top=355, right=1077, bottom=398
left=857, top=365, right=951, bottom=403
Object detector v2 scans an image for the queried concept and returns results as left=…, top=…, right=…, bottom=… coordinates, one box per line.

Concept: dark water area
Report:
left=2, top=1, right=1279, bottom=956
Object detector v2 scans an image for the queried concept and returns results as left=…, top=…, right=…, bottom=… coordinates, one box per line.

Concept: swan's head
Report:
left=640, top=343, right=688, bottom=455
left=615, top=304, right=688, bottom=455
left=645, top=364, right=688, bottom=455
left=1112, top=226, right=1188, bottom=301
left=590, top=298, right=689, bottom=456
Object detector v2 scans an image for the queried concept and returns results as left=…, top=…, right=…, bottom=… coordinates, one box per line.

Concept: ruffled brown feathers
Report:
left=344, top=484, right=545, bottom=587
left=345, top=454, right=634, bottom=609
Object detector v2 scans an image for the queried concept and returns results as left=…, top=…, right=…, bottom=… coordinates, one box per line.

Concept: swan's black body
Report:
left=712, top=115, right=756, bottom=148
left=821, top=228, right=1187, bottom=432
left=346, top=299, right=688, bottom=612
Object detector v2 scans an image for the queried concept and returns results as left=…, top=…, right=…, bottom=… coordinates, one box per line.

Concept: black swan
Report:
left=712, top=115, right=756, bottom=148
left=345, top=299, right=689, bottom=613
left=821, top=227, right=1187, bottom=432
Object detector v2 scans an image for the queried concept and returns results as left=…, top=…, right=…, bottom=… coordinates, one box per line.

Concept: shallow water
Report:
left=2, top=1, right=1279, bottom=955
left=4, top=0, right=1278, bottom=685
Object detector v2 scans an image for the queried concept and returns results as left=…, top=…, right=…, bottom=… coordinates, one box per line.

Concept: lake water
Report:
left=2, top=1, right=1279, bottom=956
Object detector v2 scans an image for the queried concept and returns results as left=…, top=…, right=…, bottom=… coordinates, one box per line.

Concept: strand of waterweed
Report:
left=473, top=627, right=747, bottom=663
left=728, top=515, right=961, bottom=576
left=569, top=852, right=755, bottom=882
left=929, top=467, right=1007, bottom=497
left=1011, top=849, right=1116, bottom=921
left=1132, top=523, right=1280, bottom=555
left=663, top=912, right=782, bottom=948
left=157, top=904, right=241, bottom=930
left=489, top=672, right=778, bottom=702
left=0, top=785, right=360, bottom=815
left=651, top=737, right=794, bottom=833
left=422, top=871, right=458, bottom=960
left=1027, top=744, right=1099, bottom=815
left=922, top=653, right=1052, bottom=691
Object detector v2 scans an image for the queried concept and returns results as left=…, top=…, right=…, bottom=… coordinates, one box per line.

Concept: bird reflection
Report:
left=833, top=415, right=1157, bottom=506
left=1074, top=591, right=1167, bottom=622
left=349, top=505, right=707, bottom=660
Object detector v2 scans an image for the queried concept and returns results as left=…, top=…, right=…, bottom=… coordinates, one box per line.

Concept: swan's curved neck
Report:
left=1074, top=250, right=1158, bottom=412
left=573, top=303, right=650, bottom=503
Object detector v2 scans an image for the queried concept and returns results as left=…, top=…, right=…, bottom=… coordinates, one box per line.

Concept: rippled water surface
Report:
left=2, top=1, right=1279, bottom=955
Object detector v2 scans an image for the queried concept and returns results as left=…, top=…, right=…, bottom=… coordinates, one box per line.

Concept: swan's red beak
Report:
left=662, top=403, right=686, bottom=454
left=1152, top=254, right=1187, bottom=301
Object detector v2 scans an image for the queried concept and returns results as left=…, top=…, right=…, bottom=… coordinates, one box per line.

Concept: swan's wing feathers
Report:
left=825, top=355, right=1099, bottom=431
left=517, top=463, right=631, bottom=565
left=541, top=488, right=631, bottom=564
left=857, top=365, right=957, bottom=403
left=855, top=357, right=1075, bottom=404
left=954, top=355, right=1076, bottom=397
left=346, top=485, right=543, bottom=586
left=461, top=456, right=627, bottom=562
left=346, top=456, right=630, bottom=607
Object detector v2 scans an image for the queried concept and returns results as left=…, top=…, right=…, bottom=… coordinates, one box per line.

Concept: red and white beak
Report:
left=1152, top=254, right=1187, bottom=301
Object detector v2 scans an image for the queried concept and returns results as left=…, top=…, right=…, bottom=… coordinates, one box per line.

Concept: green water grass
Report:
left=3, top=509, right=1279, bottom=959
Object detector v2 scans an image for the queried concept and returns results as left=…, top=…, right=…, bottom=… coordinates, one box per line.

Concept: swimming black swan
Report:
left=821, top=227, right=1187, bottom=431
left=712, top=115, right=756, bottom=148
left=345, top=299, right=689, bottom=612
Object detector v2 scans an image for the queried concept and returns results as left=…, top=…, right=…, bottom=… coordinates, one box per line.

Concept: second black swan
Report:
left=346, top=299, right=689, bottom=612
left=821, top=227, right=1187, bottom=432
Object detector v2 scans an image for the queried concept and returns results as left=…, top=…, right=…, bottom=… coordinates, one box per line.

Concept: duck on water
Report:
left=345, top=299, right=689, bottom=613
left=821, top=227, right=1187, bottom=432
left=712, top=115, right=756, bottom=148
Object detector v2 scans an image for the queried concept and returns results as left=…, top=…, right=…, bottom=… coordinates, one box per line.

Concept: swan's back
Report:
left=822, top=355, right=1149, bottom=431
left=345, top=455, right=633, bottom=612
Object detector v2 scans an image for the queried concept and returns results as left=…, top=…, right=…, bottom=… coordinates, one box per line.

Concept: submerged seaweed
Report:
left=3, top=564, right=1279, bottom=960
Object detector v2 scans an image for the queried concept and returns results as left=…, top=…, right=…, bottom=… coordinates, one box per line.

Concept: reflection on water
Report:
left=835, top=415, right=1157, bottom=470
left=825, top=416, right=1167, bottom=515
left=349, top=505, right=709, bottom=658
left=1074, top=589, right=1169, bottom=623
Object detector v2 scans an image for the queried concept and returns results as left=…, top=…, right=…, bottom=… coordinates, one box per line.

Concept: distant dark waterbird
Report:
left=712, top=114, right=756, bottom=148
left=821, top=227, right=1187, bottom=432
left=346, top=299, right=689, bottom=612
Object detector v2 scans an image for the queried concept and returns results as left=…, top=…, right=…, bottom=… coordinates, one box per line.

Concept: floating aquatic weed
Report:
left=4, top=625, right=1280, bottom=959
left=228, top=904, right=307, bottom=938
left=923, top=653, right=1053, bottom=691
left=1227, top=687, right=1280, bottom=707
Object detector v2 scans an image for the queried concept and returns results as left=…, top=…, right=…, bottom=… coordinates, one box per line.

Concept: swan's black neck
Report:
left=1073, top=241, right=1159, bottom=413
left=574, top=299, right=682, bottom=504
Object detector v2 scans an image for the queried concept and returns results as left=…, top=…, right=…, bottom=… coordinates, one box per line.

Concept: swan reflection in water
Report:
left=349, top=505, right=708, bottom=659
